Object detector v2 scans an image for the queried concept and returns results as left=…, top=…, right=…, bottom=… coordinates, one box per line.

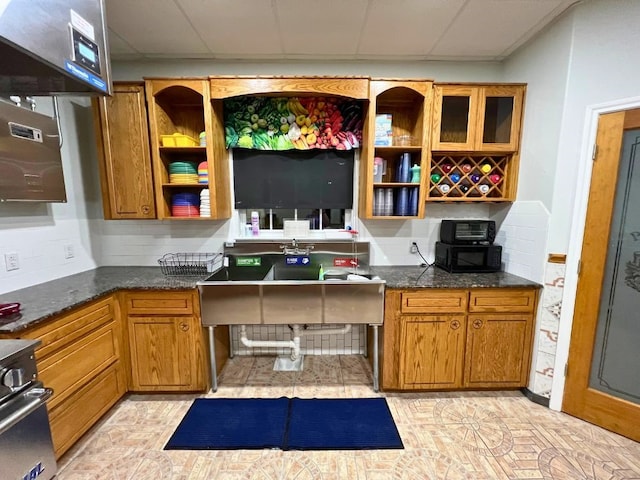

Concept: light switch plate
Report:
left=4, top=252, right=19, bottom=271
left=64, top=244, right=74, bottom=259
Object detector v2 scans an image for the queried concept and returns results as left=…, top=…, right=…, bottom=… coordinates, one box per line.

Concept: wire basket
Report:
left=158, top=252, right=221, bottom=276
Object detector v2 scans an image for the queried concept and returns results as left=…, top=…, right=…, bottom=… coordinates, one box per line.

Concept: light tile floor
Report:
left=57, top=355, right=640, bottom=479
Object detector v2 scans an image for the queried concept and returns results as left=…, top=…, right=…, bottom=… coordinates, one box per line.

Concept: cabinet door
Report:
left=431, top=85, right=480, bottom=151
left=400, top=315, right=466, bottom=389
left=476, top=86, right=525, bottom=152
left=93, top=83, right=156, bottom=219
left=464, top=313, right=533, bottom=388
left=128, top=315, right=201, bottom=391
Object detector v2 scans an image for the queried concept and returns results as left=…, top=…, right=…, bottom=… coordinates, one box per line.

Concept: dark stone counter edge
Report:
left=0, top=266, right=540, bottom=334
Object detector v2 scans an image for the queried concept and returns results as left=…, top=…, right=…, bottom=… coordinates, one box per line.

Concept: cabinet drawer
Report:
left=400, top=290, right=467, bottom=314
left=49, top=363, right=125, bottom=459
left=23, top=297, right=114, bottom=360
left=126, top=291, right=194, bottom=315
left=38, top=322, right=120, bottom=411
left=469, top=289, right=537, bottom=313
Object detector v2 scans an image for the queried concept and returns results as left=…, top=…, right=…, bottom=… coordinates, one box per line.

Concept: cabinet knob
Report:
left=141, top=205, right=151, bottom=215
left=472, top=319, right=483, bottom=329
left=179, top=322, right=189, bottom=331
left=450, top=320, right=460, bottom=330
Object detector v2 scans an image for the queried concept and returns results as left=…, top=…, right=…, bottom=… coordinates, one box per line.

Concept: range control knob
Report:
left=3, top=367, right=27, bottom=389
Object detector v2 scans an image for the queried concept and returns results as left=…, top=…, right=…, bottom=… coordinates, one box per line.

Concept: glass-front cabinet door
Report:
left=476, top=86, right=524, bottom=152
left=432, top=84, right=525, bottom=153
left=431, top=85, right=479, bottom=151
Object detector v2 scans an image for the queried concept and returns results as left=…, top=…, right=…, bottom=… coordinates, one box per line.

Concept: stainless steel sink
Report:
left=198, top=241, right=384, bottom=326
left=205, top=265, right=271, bottom=281
left=198, top=240, right=385, bottom=392
left=269, top=262, right=321, bottom=281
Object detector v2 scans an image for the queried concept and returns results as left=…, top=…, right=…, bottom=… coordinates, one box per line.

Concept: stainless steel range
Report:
left=0, top=339, right=56, bottom=480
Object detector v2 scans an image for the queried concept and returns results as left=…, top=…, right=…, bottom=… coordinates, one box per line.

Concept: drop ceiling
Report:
left=105, top=0, right=580, bottom=62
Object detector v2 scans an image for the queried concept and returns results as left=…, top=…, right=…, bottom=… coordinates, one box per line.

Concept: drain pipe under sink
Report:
left=299, top=324, right=352, bottom=337
left=240, top=324, right=302, bottom=360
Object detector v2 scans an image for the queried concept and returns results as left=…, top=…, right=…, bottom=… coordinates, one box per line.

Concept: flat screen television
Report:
left=233, top=149, right=354, bottom=209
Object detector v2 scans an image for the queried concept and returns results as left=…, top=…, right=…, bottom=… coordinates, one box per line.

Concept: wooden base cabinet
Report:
left=465, top=313, right=533, bottom=388
left=399, top=314, right=466, bottom=389
left=381, top=287, right=538, bottom=391
left=124, top=290, right=212, bottom=392
left=0, top=296, right=127, bottom=459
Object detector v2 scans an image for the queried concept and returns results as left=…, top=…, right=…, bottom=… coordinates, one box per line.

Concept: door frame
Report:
left=550, top=95, right=640, bottom=411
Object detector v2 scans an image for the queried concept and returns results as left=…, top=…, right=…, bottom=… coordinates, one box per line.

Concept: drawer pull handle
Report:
left=473, top=319, right=483, bottom=329
left=450, top=320, right=460, bottom=330
left=180, top=322, right=189, bottom=331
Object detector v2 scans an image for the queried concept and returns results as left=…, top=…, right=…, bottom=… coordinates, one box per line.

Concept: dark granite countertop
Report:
left=0, top=265, right=539, bottom=334
left=369, top=266, right=541, bottom=289
left=0, top=267, right=207, bottom=333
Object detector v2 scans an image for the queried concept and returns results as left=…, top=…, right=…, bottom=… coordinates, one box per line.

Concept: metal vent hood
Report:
left=0, top=0, right=112, bottom=96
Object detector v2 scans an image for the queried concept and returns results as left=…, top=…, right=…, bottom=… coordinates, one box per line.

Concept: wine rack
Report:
left=428, top=154, right=515, bottom=201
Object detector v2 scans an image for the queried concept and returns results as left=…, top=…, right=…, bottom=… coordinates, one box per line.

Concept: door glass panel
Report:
left=440, top=96, right=470, bottom=143
left=589, top=129, right=640, bottom=404
left=483, top=97, right=514, bottom=144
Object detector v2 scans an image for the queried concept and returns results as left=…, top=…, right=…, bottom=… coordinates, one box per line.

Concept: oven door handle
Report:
left=0, top=387, right=53, bottom=436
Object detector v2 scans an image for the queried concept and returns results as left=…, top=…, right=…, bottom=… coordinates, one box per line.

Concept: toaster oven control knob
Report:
left=3, top=367, right=27, bottom=389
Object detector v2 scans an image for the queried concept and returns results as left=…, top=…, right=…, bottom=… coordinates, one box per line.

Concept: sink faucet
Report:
left=280, top=239, right=314, bottom=256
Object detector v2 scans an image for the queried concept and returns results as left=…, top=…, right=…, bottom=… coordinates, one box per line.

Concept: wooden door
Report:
left=563, top=109, right=640, bottom=441
left=128, top=316, right=194, bottom=390
left=464, top=313, right=533, bottom=388
left=399, top=315, right=466, bottom=389
left=93, top=83, right=156, bottom=219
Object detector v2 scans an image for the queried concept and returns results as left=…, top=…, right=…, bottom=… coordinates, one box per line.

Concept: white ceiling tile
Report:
left=176, top=0, right=282, bottom=56
left=105, top=0, right=210, bottom=56
left=106, top=28, right=138, bottom=56
left=430, top=0, right=570, bottom=59
left=358, top=0, right=465, bottom=56
left=274, top=0, right=368, bottom=55
left=104, top=0, right=579, bottom=61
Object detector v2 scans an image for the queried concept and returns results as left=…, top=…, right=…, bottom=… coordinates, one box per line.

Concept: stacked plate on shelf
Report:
left=200, top=189, right=210, bottom=217
left=172, top=192, right=200, bottom=217
left=198, top=161, right=208, bottom=184
left=169, top=161, right=198, bottom=184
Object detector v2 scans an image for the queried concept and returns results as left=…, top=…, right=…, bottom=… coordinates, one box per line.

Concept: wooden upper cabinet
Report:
left=145, top=78, right=231, bottom=220
left=431, top=84, right=525, bottom=152
left=359, top=79, right=433, bottom=220
left=93, top=83, right=156, bottom=219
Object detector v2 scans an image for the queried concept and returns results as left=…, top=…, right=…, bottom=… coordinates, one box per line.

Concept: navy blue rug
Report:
left=164, top=397, right=403, bottom=451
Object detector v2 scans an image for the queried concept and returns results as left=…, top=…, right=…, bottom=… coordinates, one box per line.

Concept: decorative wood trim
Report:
left=208, top=76, right=370, bottom=99
left=623, top=108, right=640, bottom=129
left=547, top=253, right=567, bottom=264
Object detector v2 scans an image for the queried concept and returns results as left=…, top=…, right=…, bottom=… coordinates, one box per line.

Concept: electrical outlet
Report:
left=64, top=244, right=74, bottom=259
left=410, top=242, right=418, bottom=254
left=4, top=252, right=19, bottom=271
